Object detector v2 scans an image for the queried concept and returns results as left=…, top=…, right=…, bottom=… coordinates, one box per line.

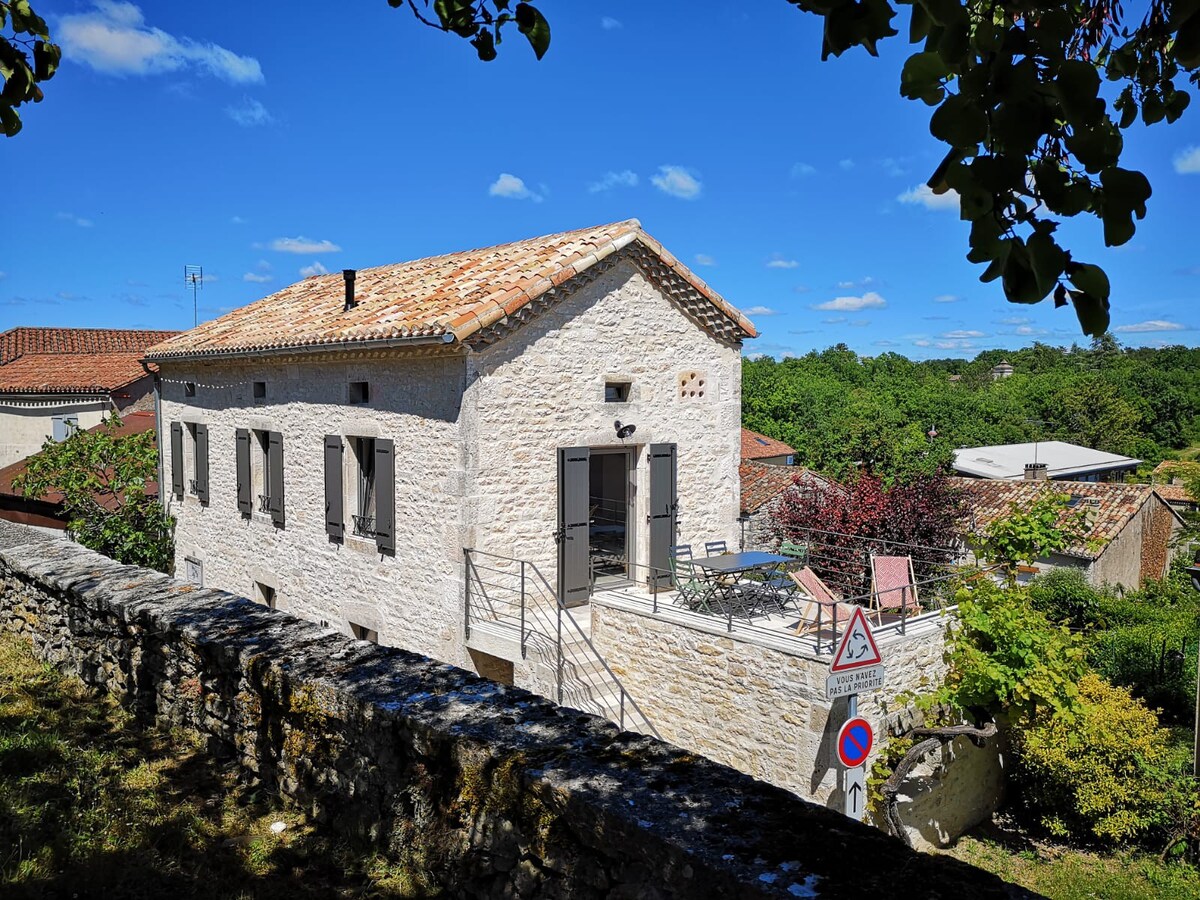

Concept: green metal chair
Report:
left=669, top=545, right=710, bottom=611
left=778, top=539, right=809, bottom=565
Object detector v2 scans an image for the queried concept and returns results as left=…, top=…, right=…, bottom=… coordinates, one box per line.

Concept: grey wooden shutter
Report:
left=268, top=431, right=285, bottom=526
left=194, top=424, right=209, bottom=504
left=557, top=446, right=591, bottom=607
left=374, top=438, right=395, bottom=554
left=649, top=443, right=678, bottom=590
left=324, top=435, right=344, bottom=540
left=236, top=429, right=252, bottom=516
left=170, top=422, right=184, bottom=500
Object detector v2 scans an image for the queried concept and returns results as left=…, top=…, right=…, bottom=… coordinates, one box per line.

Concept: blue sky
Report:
left=4, top=1, right=1199, bottom=359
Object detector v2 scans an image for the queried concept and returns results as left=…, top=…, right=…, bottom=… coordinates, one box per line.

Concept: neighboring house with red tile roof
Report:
left=146, top=220, right=755, bottom=695
left=0, top=327, right=178, bottom=469
left=0, top=410, right=159, bottom=531
left=739, top=460, right=838, bottom=551
left=1150, top=460, right=1199, bottom=512
left=740, top=427, right=797, bottom=466
left=953, top=477, right=1184, bottom=589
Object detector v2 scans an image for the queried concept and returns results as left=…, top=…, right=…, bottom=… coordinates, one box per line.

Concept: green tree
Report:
left=15, top=414, right=175, bottom=572
left=398, top=1, right=1200, bottom=334
left=1, top=1, right=59, bottom=136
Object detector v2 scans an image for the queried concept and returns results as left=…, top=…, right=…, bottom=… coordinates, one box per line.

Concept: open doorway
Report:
left=589, top=449, right=634, bottom=585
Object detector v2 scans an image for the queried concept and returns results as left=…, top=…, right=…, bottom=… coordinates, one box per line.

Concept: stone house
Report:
left=1151, top=460, right=1198, bottom=514
left=0, top=327, right=176, bottom=468
left=144, top=220, right=754, bottom=681
left=954, top=477, right=1185, bottom=589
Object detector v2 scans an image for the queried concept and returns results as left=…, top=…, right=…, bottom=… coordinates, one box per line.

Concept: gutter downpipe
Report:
left=139, top=359, right=165, bottom=513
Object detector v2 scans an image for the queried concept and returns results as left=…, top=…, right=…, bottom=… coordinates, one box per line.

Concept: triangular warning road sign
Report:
left=829, top=607, right=883, bottom=672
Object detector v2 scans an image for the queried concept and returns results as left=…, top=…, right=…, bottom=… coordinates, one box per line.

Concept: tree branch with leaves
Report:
left=0, top=0, right=59, bottom=136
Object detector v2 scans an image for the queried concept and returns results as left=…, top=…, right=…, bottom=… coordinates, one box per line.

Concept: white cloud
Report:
left=600, top=16, right=622, bottom=29
left=744, top=306, right=778, bottom=316
left=1113, top=320, right=1188, bottom=333
left=813, top=291, right=887, bottom=312
left=934, top=294, right=962, bottom=303
left=822, top=316, right=847, bottom=325
left=766, top=257, right=799, bottom=269
left=56, top=212, right=93, bottom=228
left=1173, top=146, right=1200, bottom=174
left=488, top=172, right=543, bottom=202
left=230, top=215, right=247, bottom=225
left=790, top=162, right=816, bottom=178
left=270, top=236, right=341, bottom=254
left=588, top=169, right=638, bottom=193
left=873, top=340, right=899, bottom=347
left=837, top=276, right=877, bottom=290
left=912, top=339, right=932, bottom=347
left=694, top=253, right=717, bottom=267
left=225, top=97, right=273, bottom=126
left=243, top=260, right=272, bottom=283
left=838, top=159, right=855, bottom=170
left=998, top=316, right=1029, bottom=325
left=299, top=261, right=329, bottom=277
left=942, top=329, right=986, bottom=339
left=898, top=184, right=959, bottom=210
left=936, top=339, right=977, bottom=350
left=60, top=2, right=263, bottom=83
left=848, top=319, right=871, bottom=328
left=0, top=271, right=6, bottom=280
left=651, top=165, right=702, bottom=200
left=1014, top=325, right=1048, bottom=336
left=879, top=157, right=908, bottom=177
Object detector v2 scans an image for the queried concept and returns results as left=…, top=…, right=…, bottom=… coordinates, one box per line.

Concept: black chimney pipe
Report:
left=343, top=269, right=357, bottom=311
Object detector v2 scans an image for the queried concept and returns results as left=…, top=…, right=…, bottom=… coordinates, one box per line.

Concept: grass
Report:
left=945, top=819, right=1200, bottom=900
left=0, top=634, right=414, bottom=898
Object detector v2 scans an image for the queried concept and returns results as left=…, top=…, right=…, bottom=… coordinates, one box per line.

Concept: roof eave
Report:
left=144, top=332, right=459, bottom=364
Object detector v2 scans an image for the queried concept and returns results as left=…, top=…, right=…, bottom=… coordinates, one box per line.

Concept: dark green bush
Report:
left=1027, top=567, right=1107, bottom=630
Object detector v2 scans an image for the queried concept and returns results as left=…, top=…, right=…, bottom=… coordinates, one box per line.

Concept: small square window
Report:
left=252, top=381, right=267, bottom=403
left=604, top=381, right=631, bottom=403
left=350, top=622, right=378, bottom=643
left=253, top=581, right=276, bottom=609
left=348, top=381, right=369, bottom=404
left=184, top=382, right=196, bottom=397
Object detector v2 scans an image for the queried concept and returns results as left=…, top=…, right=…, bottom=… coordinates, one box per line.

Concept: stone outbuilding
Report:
left=954, top=477, right=1185, bottom=589
left=0, top=327, right=175, bottom=468
left=144, top=219, right=755, bottom=681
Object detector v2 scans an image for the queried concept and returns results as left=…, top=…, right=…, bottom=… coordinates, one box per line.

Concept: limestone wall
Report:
left=0, top=398, right=110, bottom=468
left=0, top=521, right=1023, bottom=898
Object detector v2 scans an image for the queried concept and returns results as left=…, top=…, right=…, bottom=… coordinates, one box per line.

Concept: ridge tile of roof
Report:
left=0, top=327, right=179, bottom=366
left=951, top=476, right=1169, bottom=560
left=741, top=427, right=797, bottom=461
left=0, top=352, right=151, bottom=394
left=144, top=220, right=756, bottom=360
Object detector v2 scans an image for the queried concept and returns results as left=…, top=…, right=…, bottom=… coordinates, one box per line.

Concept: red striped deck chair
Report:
left=869, top=555, right=921, bottom=624
left=789, top=566, right=857, bottom=635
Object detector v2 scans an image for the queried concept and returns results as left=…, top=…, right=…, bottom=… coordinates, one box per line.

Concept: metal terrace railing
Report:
left=463, top=548, right=660, bottom=738
left=352, top=514, right=375, bottom=538
left=601, top=554, right=996, bottom=656
left=257, top=493, right=272, bottom=514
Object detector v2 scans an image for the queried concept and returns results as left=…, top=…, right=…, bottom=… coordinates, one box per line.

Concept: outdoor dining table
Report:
left=688, top=551, right=794, bottom=622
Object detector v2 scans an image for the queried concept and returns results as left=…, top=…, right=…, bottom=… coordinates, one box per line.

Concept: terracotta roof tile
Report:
left=144, top=220, right=756, bottom=360
left=741, top=427, right=797, bottom=462
left=0, top=352, right=151, bottom=394
left=951, top=477, right=1179, bottom=560
left=740, top=460, right=836, bottom=514
left=0, top=327, right=178, bottom=366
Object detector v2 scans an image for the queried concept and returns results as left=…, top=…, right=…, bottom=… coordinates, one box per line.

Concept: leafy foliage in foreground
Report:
left=397, top=1, right=1200, bottom=330
left=14, top=414, right=174, bottom=572
left=970, top=489, right=1089, bottom=581
left=0, top=1, right=59, bottom=136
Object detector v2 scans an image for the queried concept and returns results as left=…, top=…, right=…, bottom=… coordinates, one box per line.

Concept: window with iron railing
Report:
left=352, top=514, right=375, bottom=537
left=258, top=493, right=272, bottom=514
left=189, top=478, right=200, bottom=496
left=353, top=436, right=376, bottom=535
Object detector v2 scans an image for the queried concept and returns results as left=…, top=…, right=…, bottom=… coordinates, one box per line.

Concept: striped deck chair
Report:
left=789, top=566, right=857, bottom=635
left=869, top=555, right=921, bottom=624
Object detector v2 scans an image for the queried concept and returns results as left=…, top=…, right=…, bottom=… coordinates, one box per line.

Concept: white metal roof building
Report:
left=952, top=440, right=1141, bottom=482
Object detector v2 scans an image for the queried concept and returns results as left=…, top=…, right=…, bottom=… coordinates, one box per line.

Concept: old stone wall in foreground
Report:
left=0, top=522, right=1026, bottom=899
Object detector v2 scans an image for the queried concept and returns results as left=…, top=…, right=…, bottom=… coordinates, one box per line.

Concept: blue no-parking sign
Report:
left=836, top=717, right=874, bottom=769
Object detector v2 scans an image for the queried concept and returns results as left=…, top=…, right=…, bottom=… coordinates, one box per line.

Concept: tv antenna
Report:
left=184, top=265, right=203, bottom=327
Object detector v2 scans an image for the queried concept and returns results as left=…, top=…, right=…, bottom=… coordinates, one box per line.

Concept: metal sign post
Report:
left=829, top=609, right=885, bottom=820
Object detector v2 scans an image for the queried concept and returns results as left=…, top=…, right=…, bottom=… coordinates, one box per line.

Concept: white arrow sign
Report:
left=844, top=765, right=866, bottom=820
